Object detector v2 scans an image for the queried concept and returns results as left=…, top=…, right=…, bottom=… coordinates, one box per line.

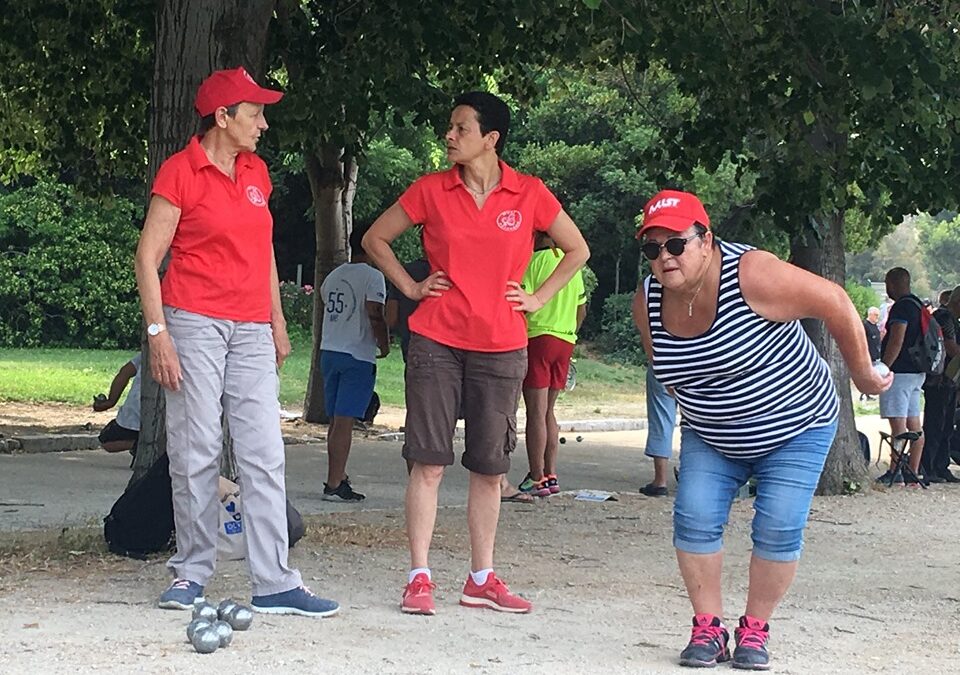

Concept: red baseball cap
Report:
left=194, top=67, right=283, bottom=117
left=636, top=189, right=711, bottom=239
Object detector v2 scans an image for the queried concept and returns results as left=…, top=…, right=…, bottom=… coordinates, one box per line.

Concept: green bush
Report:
left=844, top=281, right=880, bottom=320
left=0, top=180, right=142, bottom=348
left=593, top=292, right=646, bottom=366
left=280, top=281, right=315, bottom=329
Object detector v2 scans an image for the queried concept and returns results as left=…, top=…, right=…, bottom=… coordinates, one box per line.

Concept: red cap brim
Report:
left=636, top=214, right=701, bottom=239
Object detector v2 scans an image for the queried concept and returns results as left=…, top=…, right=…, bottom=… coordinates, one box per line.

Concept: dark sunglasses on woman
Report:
left=641, top=232, right=705, bottom=261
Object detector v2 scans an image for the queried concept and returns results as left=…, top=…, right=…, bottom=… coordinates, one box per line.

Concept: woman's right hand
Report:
left=150, top=332, right=182, bottom=391
left=410, top=270, right=452, bottom=301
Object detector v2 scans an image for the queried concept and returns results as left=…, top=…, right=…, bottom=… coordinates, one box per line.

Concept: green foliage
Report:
left=594, top=292, right=645, bottom=366
left=598, top=2, right=960, bottom=234
left=0, top=180, right=141, bottom=348
left=279, top=281, right=314, bottom=330
left=916, top=211, right=960, bottom=293
left=844, top=282, right=880, bottom=320
left=846, top=217, right=932, bottom=298
left=0, top=1, right=153, bottom=188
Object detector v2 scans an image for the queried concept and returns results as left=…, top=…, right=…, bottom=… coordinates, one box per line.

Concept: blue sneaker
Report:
left=157, top=578, right=204, bottom=610
left=251, top=586, right=340, bottom=617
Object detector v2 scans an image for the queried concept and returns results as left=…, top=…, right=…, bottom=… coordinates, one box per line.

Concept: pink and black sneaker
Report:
left=732, top=615, right=770, bottom=670
left=679, top=613, right=730, bottom=668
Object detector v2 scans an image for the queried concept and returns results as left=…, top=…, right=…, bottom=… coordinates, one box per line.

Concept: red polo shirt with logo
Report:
left=151, top=136, right=274, bottom=322
left=398, top=161, right=562, bottom=352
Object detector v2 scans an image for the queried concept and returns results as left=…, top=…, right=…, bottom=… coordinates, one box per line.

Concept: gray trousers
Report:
left=163, top=306, right=301, bottom=596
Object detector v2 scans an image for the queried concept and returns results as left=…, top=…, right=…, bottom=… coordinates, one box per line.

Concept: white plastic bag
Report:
left=217, top=492, right=246, bottom=561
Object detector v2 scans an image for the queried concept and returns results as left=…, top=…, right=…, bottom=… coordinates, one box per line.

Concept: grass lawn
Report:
left=0, top=333, right=647, bottom=410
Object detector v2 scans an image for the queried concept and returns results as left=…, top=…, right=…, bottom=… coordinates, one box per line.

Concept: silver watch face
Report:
left=147, top=323, right=163, bottom=336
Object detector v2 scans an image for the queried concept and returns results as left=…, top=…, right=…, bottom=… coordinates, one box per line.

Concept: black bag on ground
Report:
left=103, top=453, right=175, bottom=559
left=857, top=430, right=871, bottom=465
left=286, top=499, right=306, bottom=548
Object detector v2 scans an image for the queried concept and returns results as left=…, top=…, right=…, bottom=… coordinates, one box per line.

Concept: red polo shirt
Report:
left=151, top=136, right=274, bottom=322
left=398, top=161, right=562, bottom=352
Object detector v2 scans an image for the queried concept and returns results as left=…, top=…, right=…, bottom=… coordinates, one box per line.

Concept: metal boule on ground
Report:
left=192, top=602, right=218, bottom=623
left=190, top=626, right=220, bottom=654
left=226, top=605, right=253, bottom=631
left=185, top=618, right=211, bottom=643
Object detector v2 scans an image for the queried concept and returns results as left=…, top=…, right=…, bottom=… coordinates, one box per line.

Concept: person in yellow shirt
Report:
left=515, top=231, right=587, bottom=497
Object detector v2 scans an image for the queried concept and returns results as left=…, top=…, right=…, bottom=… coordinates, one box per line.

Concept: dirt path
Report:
left=1, top=480, right=959, bottom=673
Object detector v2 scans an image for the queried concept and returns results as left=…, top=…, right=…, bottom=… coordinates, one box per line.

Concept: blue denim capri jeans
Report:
left=673, top=420, right=838, bottom=562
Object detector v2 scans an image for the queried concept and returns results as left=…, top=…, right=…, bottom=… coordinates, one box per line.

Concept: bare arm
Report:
left=385, top=299, right=400, bottom=329
left=506, top=210, right=590, bottom=312
left=631, top=282, right=654, bottom=362
left=363, top=202, right=450, bottom=301
left=94, top=361, right=137, bottom=411
left=880, top=322, right=906, bottom=367
left=134, top=196, right=182, bottom=391
left=366, top=301, right=390, bottom=358
left=269, top=249, right=291, bottom=367
left=739, top=250, right=891, bottom=394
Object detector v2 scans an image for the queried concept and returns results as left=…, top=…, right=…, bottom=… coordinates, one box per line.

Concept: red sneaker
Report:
left=401, top=573, right=436, bottom=615
left=459, top=573, right=532, bottom=613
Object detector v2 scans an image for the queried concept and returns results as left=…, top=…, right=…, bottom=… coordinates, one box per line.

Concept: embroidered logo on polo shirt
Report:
left=246, top=185, right=267, bottom=207
left=496, top=210, right=522, bottom=232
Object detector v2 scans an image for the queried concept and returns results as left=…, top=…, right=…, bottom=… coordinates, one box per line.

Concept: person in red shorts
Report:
left=516, top=231, right=587, bottom=497
left=135, top=67, right=337, bottom=617
left=363, top=91, right=589, bottom=616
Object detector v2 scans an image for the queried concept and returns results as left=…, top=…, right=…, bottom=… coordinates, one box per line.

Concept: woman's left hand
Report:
left=505, top=280, right=544, bottom=313
left=852, top=365, right=893, bottom=395
left=273, top=321, right=292, bottom=368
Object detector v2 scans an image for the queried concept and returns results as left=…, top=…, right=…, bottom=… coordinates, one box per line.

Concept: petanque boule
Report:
left=226, top=605, right=254, bottom=631
left=212, top=620, right=234, bottom=647
left=192, top=601, right=218, bottom=623
left=186, top=618, right=212, bottom=643
left=576, top=435, right=583, bottom=443
left=190, top=625, right=221, bottom=654
left=217, top=599, right=238, bottom=620
left=559, top=436, right=566, bottom=444
left=874, top=361, right=891, bottom=378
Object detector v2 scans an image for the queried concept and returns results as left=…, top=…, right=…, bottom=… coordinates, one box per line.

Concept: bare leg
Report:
left=542, top=389, right=562, bottom=476
left=906, top=415, right=925, bottom=475
left=467, top=471, right=502, bottom=571
left=887, top=417, right=906, bottom=466
left=101, top=439, right=135, bottom=453
left=406, top=462, right=444, bottom=569
left=523, top=387, right=549, bottom=480
left=744, top=556, right=798, bottom=621
left=652, top=456, right=669, bottom=487
left=325, top=415, right=354, bottom=487
left=677, top=550, right=724, bottom=617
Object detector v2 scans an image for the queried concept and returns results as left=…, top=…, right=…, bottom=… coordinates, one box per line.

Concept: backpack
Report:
left=905, top=297, right=945, bottom=375
left=103, top=454, right=175, bottom=559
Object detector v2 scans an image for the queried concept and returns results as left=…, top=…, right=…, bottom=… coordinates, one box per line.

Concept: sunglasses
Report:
left=641, top=233, right=704, bottom=261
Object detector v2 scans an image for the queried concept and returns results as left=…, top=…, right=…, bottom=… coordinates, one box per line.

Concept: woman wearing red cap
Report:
left=632, top=189, right=890, bottom=669
left=135, top=67, right=337, bottom=617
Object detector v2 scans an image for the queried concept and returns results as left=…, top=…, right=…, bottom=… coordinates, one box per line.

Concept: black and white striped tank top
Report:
left=647, top=241, right=838, bottom=458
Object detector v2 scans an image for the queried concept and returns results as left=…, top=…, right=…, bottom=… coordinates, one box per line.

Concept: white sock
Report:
left=409, top=568, right=431, bottom=584
left=470, top=568, right=493, bottom=586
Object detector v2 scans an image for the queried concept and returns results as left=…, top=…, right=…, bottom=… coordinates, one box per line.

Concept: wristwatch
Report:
left=147, top=322, right=166, bottom=337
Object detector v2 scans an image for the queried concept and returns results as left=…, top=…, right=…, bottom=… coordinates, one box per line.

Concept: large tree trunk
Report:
left=133, top=0, right=276, bottom=484
left=302, top=144, right=358, bottom=423
left=791, top=212, right=869, bottom=495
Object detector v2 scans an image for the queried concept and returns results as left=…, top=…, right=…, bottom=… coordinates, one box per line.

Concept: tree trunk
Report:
left=133, top=0, right=276, bottom=484
left=791, top=212, right=869, bottom=495
left=302, top=144, right=357, bottom=423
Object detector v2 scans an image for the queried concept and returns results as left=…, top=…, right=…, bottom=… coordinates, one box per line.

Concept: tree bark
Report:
left=302, top=144, right=357, bottom=423
left=791, top=212, right=869, bottom=495
left=133, top=0, right=276, bottom=484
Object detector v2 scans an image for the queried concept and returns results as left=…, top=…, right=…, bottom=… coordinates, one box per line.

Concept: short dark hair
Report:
left=350, top=222, right=371, bottom=256
left=885, top=267, right=911, bottom=285
left=199, top=103, right=240, bottom=132
left=453, top=91, right=510, bottom=155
